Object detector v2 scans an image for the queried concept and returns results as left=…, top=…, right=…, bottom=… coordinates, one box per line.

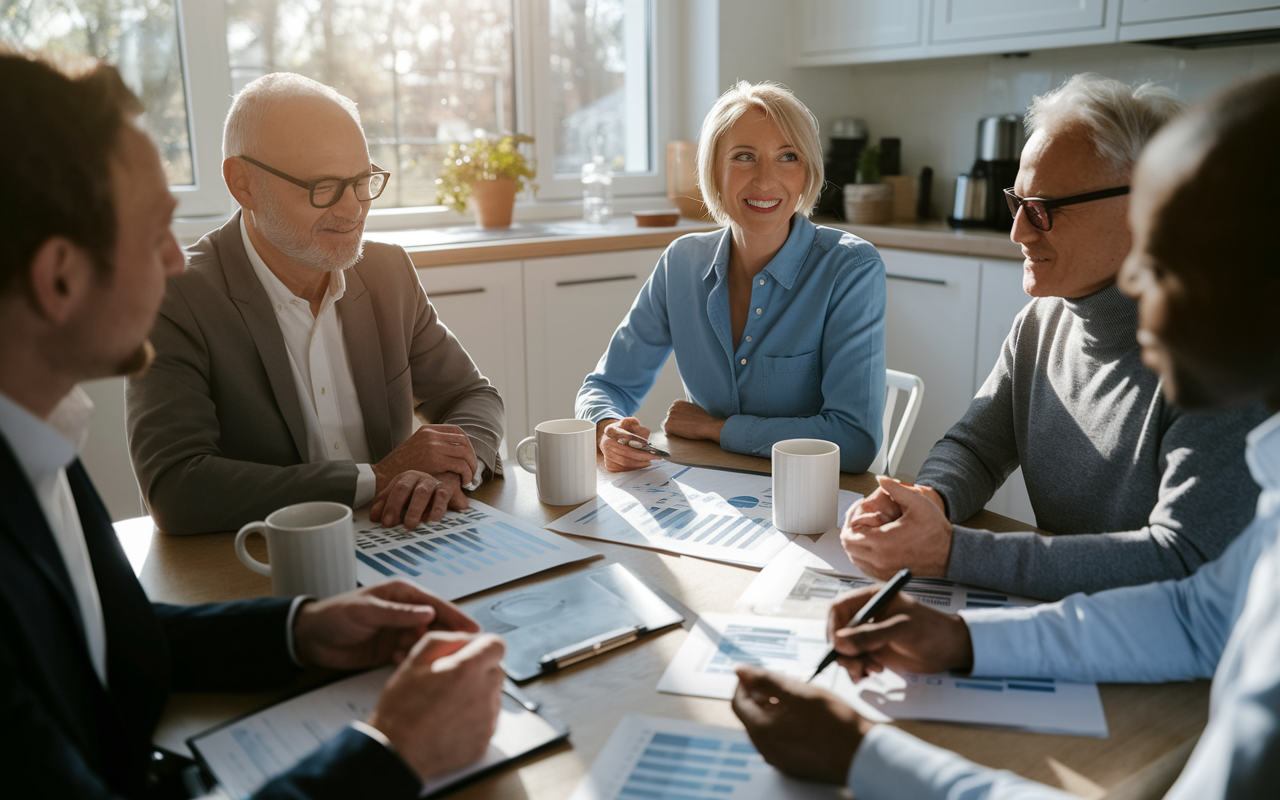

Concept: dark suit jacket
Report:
left=126, top=212, right=505, bottom=534
left=0, top=433, right=419, bottom=798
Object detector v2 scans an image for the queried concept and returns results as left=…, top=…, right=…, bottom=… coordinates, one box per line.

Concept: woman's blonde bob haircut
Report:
left=696, top=80, right=824, bottom=225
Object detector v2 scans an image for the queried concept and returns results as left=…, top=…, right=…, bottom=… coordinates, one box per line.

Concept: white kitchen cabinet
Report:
left=975, top=258, right=1036, bottom=525
left=416, top=260, right=527, bottom=450
left=523, top=249, right=685, bottom=434
left=81, top=377, right=144, bottom=522
left=1119, top=0, right=1280, bottom=40
left=930, top=0, right=1113, bottom=45
left=796, top=0, right=926, bottom=66
left=881, top=249, right=981, bottom=481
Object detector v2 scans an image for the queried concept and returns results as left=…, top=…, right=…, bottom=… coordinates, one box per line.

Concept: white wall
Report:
left=833, top=41, right=1280, bottom=217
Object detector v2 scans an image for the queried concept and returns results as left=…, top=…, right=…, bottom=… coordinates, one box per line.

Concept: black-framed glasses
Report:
left=239, top=156, right=390, bottom=208
left=1003, top=186, right=1129, bottom=232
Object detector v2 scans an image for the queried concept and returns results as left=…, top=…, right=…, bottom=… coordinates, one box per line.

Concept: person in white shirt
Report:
left=0, top=50, right=504, bottom=799
left=730, top=70, right=1280, bottom=799
left=126, top=72, right=505, bottom=535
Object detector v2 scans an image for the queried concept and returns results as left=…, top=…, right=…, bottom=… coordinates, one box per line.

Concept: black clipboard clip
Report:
left=537, top=625, right=643, bottom=671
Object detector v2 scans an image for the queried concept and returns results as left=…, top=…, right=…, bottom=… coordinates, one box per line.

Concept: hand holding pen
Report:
left=810, top=568, right=912, bottom=681
left=816, top=569, right=976, bottom=681
left=596, top=417, right=667, bottom=472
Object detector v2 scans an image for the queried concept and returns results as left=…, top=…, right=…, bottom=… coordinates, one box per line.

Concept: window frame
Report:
left=170, top=0, right=674, bottom=226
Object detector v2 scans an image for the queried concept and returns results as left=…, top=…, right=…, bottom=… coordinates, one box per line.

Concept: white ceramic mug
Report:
left=516, top=419, right=597, bottom=506
left=772, top=439, right=841, bottom=535
left=235, top=501, right=357, bottom=599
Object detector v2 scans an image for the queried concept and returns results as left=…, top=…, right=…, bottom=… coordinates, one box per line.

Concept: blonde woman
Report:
left=576, top=81, right=886, bottom=472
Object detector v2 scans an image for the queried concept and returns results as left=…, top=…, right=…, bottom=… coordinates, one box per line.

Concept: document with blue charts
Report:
left=659, top=612, right=1108, bottom=737
left=568, top=713, right=843, bottom=800
left=354, top=500, right=599, bottom=601
left=544, top=461, right=861, bottom=568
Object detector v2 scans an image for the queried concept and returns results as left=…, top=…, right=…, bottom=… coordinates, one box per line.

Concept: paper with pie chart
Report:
left=545, top=461, right=861, bottom=568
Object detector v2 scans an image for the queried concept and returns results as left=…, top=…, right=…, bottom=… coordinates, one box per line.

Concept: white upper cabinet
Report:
left=1119, top=1, right=1280, bottom=40
left=930, top=0, right=1111, bottom=44
left=1122, top=0, right=1279, bottom=24
left=797, top=0, right=926, bottom=65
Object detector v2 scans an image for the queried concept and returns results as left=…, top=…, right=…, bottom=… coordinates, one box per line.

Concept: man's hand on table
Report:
left=292, top=580, right=480, bottom=670
left=828, top=583, right=974, bottom=679
left=368, top=630, right=506, bottom=782
left=841, top=475, right=952, bottom=579
left=732, top=665, right=871, bottom=784
left=663, top=400, right=725, bottom=442
left=371, top=424, right=479, bottom=526
left=597, top=417, right=662, bottom=472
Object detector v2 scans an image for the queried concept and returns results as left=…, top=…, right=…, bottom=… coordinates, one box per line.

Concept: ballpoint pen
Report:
left=808, top=568, right=912, bottom=682
left=616, top=435, right=670, bottom=457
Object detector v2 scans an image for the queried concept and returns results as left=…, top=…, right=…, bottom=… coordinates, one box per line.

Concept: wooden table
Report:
left=126, top=435, right=1208, bottom=800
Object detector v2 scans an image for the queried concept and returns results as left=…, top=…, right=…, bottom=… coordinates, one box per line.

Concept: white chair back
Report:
left=868, top=369, right=924, bottom=476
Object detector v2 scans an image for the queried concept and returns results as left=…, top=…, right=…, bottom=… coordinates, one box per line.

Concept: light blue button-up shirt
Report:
left=575, top=215, right=886, bottom=473
left=848, top=410, right=1280, bottom=799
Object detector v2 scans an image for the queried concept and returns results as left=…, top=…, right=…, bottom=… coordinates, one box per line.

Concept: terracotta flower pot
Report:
left=469, top=178, right=517, bottom=229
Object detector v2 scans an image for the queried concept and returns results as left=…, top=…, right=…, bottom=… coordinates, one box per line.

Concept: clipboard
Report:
left=187, top=666, right=567, bottom=800
left=461, top=563, right=685, bottom=682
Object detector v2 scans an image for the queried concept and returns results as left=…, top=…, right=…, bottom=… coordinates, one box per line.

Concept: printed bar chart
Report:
left=354, top=500, right=597, bottom=601
left=568, top=715, right=841, bottom=800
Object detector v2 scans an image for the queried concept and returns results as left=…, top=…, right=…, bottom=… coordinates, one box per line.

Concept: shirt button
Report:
left=321, top=387, right=326, bottom=395
left=758, top=278, right=765, bottom=285
left=276, top=303, right=283, bottom=311
left=334, top=441, right=340, bottom=450
left=745, top=335, right=752, bottom=342
left=755, top=308, right=762, bottom=315
left=740, top=358, right=746, bottom=365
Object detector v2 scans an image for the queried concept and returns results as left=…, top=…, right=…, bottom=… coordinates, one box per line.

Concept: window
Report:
left=226, top=0, right=516, bottom=209
left=2, top=1, right=193, bottom=183
left=7, top=0, right=673, bottom=221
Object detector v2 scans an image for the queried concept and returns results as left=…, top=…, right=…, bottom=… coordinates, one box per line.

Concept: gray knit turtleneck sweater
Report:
left=915, top=282, right=1267, bottom=600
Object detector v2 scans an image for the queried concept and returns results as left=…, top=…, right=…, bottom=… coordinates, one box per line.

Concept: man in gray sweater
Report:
left=841, top=74, right=1266, bottom=600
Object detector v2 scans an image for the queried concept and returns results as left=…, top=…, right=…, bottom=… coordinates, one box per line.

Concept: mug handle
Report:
left=515, top=436, right=538, bottom=473
left=235, top=522, right=273, bottom=578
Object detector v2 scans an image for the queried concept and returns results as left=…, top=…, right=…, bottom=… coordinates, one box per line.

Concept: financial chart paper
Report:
left=545, top=461, right=860, bottom=568
left=354, top=500, right=598, bottom=601
left=568, top=714, right=842, bottom=800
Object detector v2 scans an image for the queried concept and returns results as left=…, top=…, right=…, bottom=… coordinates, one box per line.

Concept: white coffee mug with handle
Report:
left=516, top=419, right=597, bottom=506
left=235, top=501, right=357, bottom=599
left=772, top=438, right=841, bottom=535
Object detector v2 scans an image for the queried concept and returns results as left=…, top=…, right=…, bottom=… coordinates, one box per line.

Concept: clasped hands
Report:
left=597, top=400, right=724, bottom=472
left=370, top=424, right=479, bottom=528
left=840, top=474, right=954, bottom=579
left=292, top=581, right=506, bottom=782
left=732, top=581, right=974, bottom=784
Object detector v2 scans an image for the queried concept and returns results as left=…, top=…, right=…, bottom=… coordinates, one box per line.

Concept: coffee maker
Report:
left=815, top=118, right=867, bottom=220
left=949, top=114, right=1024, bottom=230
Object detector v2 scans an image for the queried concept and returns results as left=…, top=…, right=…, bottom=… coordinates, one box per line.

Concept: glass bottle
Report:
left=581, top=156, right=613, bottom=223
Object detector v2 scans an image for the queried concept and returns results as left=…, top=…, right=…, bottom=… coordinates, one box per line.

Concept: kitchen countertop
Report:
left=365, top=215, right=1023, bottom=268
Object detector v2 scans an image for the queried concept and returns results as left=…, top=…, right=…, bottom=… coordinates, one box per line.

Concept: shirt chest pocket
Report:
left=763, top=351, right=822, bottom=418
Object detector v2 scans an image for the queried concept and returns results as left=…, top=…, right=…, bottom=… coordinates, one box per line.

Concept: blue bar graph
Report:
left=614, top=730, right=770, bottom=800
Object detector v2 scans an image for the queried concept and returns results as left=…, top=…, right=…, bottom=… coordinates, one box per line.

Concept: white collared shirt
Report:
left=240, top=217, right=378, bottom=507
left=0, top=388, right=108, bottom=686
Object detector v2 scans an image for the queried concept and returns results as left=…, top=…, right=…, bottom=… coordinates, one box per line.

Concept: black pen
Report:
left=808, top=568, right=912, bottom=682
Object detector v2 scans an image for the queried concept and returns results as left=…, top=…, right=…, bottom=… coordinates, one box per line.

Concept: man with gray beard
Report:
left=127, top=73, right=505, bottom=535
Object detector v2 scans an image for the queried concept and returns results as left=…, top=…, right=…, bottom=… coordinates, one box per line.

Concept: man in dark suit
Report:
left=0, top=51, right=505, bottom=799
left=126, top=72, right=506, bottom=536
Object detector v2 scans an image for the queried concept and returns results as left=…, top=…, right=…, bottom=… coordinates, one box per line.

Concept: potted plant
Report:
left=435, top=133, right=536, bottom=228
left=843, top=145, right=893, bottom=224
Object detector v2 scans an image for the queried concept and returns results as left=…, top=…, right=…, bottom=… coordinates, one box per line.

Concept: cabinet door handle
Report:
left=428, top=287, right=486, bottom=297
left=556, top=274, right=637, bottom=288
left=886, top=273, right=948, bottom=287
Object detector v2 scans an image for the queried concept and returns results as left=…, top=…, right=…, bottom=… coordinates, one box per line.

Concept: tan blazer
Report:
left=126, top=213, right=504, bottom=535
